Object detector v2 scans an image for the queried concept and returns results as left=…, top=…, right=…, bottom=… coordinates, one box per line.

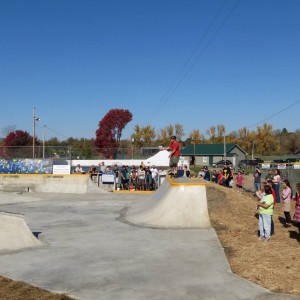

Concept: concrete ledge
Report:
left=0, top=174, right=90, bottom=193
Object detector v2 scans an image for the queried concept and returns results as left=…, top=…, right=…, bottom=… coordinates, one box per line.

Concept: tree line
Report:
left=1, top=109, right=299, bottom=159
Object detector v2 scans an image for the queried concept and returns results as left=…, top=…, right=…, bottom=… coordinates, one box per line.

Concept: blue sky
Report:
left=1, top=0, right=300, bottom=141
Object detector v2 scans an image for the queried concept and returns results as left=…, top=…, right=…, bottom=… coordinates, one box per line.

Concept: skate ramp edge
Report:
left=124, top=177, right=211, bottom=229
left=0, top=212, right=42, bottom=251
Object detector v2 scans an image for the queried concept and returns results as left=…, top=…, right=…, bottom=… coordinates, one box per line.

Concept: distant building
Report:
left=180, top=143, right=247, bottom=167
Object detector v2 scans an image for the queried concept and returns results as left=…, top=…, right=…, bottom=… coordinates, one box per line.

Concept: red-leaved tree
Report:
left=3, top=130, right=33, bottom=146
left=95, top=109, right=133, bottom=158
left=1, top=130, right=33, bottom=158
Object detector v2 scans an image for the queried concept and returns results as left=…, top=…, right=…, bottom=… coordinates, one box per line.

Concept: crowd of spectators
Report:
left=86, top=161, right=163, bottom=191
left=205, top=162, right=300, bottom=242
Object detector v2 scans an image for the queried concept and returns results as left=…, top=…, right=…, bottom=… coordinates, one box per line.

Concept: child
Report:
left=235, top=171, right=244, bottom=192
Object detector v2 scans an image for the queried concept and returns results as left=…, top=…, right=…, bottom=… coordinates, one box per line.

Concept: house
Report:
left=180, top=143, right=247, bottom=167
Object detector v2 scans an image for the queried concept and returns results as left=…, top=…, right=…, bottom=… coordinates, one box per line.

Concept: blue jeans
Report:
left=273, top=183, right=280, bottom=203
left=254, top=182, right=261, bottom=192
left=259, top=214, right=272, bottom=239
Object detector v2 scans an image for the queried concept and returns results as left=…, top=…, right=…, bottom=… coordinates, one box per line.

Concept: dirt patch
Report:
left=206, top=176, right=300, bottom=297
left=0, top=276, right=73, bottom=300
left=0, top=174, right=299, bottom=298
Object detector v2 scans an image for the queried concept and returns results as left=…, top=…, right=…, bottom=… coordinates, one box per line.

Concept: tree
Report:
left=206, top=126, right=216, bottom=143
left=131, top=125, right=143, bottom=149
left=216, top=124, right=225, bottom=143
left=236, top=127, right=253, bottom=153
left=95, top=109, right=133, bottom=158
left=3, top=130, right=33, bottom=147
left=2, top=130, right=33, bottom=158
left=157, top=124, right=184, bottom=145
left=188, top=129, right=204, bottom=144
left=141, top=125, right=156, bottom=146
left=131, top=124, right=156, bottom=148
left=256, top=123, right=275, bottom=155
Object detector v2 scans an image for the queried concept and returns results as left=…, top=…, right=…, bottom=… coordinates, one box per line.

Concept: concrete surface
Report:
left=0, top=212, right=42, bottom=251
left=125, top=177, right=211, bottom=228
left=0, top=187, right=299, bottom=299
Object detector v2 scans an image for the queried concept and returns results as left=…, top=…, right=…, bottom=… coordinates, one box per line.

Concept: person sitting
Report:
left=183, top=165, right=190, bottom=177
left=74, top=164, right=85, bottom=174
left=88, top=165, right=97, bottom=181
left=198, top=168, right=205, bottom=179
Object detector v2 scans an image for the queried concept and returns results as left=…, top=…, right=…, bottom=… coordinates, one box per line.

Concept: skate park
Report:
left=0, top=173, right=298, bottom=300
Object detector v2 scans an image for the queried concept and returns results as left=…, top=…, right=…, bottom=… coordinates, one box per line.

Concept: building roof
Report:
left=180, top=143, right=246, bottom=156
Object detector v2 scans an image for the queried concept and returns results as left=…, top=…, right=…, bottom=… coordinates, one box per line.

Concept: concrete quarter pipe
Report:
left=0, top=212, right=42, bottom=251
left=125, top=177, right=211, bottom=228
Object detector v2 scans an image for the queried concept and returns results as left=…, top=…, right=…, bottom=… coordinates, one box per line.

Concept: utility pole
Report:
left=43, top=125, right=46, bottom=159
left=32, top=107, right=40, bottom=159
left=223, top=134, right=226, bottom=161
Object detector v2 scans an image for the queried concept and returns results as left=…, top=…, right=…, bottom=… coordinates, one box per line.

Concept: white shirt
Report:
left=150, top=167, right=158, bottom=178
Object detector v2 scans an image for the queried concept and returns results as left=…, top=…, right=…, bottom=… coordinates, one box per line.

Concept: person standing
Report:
left=265, top=169, right=273, bottom=181
left=211, top=170, right=218, bottom=183
left=218, top=170, right=223, bottom=185
left=120, top=165, right=128, bottom=190
left=150, top=165, right=159, bottom=190
left=203, top=166, right=210, bottom=181
left=99, top=162, right=106, bottom=174
left=293, top=183, right=300, bottom=242
left=281, top=179, right=292, bottom=228
left=273, top=169, right=281, bottom=203
left=235, top=170, right=244, bottom=192
left=253, top=166, right=261, bottom=196
left=257, top=185, right=274, bottom=241
left=162, top=135, right=180, bottom=177
left=145, top=167, right=152, bottom=191
left=137, top=165, right=145, bottom=191
left=113, top=164, right=120, bottom=190
left=222, top=162, right=231, bottom=187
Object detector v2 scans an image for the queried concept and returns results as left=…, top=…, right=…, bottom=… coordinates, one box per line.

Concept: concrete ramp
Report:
left=124, top=177, right=211, bottom=228
left=0, top=212, right=42, bottom=251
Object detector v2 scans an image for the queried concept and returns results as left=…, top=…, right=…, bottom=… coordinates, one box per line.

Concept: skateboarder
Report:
left=161, top=135, right=180, bottom=177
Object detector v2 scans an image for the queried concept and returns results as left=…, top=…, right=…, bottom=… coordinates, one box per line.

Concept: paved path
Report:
left=0, top=192, right=298, bottom=300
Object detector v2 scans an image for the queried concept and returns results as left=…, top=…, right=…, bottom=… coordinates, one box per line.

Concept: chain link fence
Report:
left=238, top=164, right=300, bottom=194
left=0, top=146, right=160, bottom=160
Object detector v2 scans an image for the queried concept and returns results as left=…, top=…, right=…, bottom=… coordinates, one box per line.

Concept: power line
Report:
left=148, top=0, right=241, bottom=120
left=36, top=124, right=68, bottom=140
left=246, top=100, right=300, bottom=129
left=150, top=0, right=230, bottom=117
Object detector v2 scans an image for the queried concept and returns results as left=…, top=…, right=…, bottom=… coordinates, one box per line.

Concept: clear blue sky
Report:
left=1, top=0, right=300, bottom=141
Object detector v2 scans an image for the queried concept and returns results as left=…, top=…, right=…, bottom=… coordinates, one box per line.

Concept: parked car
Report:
left=238, top=158, right=264, bottom=167
left=273, top=159, right=285, bottom=164
left=285, top=158, right=299, bottom=163
left=212, top=160, right=232, bottom=167
left=254, top=158, right=264, bottom=163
